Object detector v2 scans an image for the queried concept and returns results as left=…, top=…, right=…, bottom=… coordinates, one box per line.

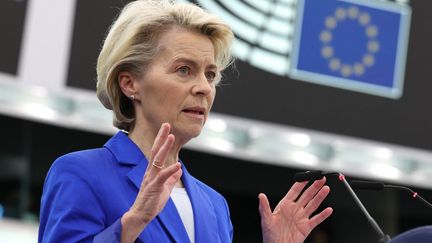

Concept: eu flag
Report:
left=290, top=0, right=411, bottom=98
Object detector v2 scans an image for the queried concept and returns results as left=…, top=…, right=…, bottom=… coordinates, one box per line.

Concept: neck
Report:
left=128, top=125, right=183, bottom=168
left=128, top=123, right=184, bottom=187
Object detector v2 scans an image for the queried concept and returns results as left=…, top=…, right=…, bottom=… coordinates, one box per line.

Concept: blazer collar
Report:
left=104, top=131, right=144, bottom=166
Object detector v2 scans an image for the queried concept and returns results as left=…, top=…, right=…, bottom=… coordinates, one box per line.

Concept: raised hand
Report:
left=121, top=123, right=182, bottom=243
left=258, top=177, right=333, bottom=243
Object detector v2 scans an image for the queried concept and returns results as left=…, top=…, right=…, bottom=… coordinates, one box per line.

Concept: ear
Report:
left=118, top=71, right=139, bottom=99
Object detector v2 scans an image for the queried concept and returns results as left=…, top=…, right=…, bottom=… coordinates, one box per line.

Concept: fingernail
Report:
left=164, top=122, right=172, bottom=132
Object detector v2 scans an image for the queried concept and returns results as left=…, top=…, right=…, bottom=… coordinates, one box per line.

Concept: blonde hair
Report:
left=96, top=0, right=234, bottom=131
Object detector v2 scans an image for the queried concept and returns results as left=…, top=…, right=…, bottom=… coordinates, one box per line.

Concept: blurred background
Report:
left=1, top=0, right=432, bottom=242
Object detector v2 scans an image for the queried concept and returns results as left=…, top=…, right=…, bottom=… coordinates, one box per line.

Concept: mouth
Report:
left=182, top=106, right=206, bottom=119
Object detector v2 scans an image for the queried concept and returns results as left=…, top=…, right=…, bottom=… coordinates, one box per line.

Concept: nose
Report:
left=192, top=73, right=213, bottom=96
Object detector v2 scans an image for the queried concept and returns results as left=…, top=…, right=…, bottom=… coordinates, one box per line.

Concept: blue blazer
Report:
left=39, top=131, right=233, bottom=243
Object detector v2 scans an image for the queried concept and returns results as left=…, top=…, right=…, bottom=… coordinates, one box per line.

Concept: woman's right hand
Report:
left=121, top=123, right=182, bottom=243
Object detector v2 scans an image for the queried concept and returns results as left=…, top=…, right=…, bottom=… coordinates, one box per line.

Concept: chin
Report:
left=189, top=127, right=203, bottom=138
left=176, top=125, right=203, bottom=141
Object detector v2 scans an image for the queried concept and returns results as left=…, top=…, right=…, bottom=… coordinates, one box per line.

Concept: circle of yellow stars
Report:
left=319, top=6, right=380, bottom=78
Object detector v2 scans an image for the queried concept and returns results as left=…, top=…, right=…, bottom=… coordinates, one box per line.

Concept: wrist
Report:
left=120, top=210, right=149, bottom=243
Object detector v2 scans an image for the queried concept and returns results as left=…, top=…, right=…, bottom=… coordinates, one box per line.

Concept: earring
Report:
left=130, top=95, right=135, bottom=100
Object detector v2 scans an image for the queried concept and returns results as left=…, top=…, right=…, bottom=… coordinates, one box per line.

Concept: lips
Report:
left=182, top=106, right=205, bottom=115
left=182, top=106, right=206, bottom=119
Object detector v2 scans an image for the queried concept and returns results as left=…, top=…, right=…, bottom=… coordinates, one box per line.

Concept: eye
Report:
left=205, top=71, right=217, bottom=82
left=177, top=66, right=190, bottom=76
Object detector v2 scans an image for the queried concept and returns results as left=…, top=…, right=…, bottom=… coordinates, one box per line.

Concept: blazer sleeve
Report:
left=222, top=196, right=234, bottom=241
left=38, top=153, right=123, bottom=243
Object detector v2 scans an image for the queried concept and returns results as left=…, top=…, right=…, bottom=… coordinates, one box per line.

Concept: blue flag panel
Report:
left=290, top=0, right=411, bottom=98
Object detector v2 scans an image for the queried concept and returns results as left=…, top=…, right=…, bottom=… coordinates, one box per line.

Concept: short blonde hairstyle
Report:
left=96, top=0, right=234, bottom=131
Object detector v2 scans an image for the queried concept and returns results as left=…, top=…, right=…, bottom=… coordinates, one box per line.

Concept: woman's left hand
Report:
left=258, top=177, right=333, bottom=243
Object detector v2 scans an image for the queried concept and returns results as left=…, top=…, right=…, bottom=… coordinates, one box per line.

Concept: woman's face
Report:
left=135, top=27, right=217, bottom=143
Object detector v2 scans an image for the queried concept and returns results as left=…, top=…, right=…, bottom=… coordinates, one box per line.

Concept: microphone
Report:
left=350, top=181, right=385, bottom=190
left=338, top=175, right=391, bottom=243
left=293, top=171, right=391, bottom=242
left=350, top=180, right=432, bottom=210
left=293, top=170, right=338, bottom=182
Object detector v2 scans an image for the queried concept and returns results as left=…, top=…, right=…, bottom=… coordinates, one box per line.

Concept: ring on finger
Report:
left=152, top=160, right=164, bottom=169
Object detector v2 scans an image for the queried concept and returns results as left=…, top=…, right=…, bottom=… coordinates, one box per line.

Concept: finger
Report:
left=155, top=162, right=182, bottom=185
left=258, top=193, right=272, bottom=222
left=297, top=177, right=327, bottom=207
left=309, top=207, right=333, bottom=230
left=150, top=123, right=171, bottom=162
left=304, top=185, right=331, bottom=216
left=284, top=181, right=308, bottom=202
left=151, top=134, right=175, bottom=171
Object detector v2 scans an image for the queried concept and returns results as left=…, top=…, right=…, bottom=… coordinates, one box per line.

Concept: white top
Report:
left=171, top=187, right=195, bottom=243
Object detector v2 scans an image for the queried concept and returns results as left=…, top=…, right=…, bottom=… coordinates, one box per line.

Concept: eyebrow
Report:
left=173, top=57, right=217, bottom=70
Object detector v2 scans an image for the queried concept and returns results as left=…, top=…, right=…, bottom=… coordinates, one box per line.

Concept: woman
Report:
left=38, top=0, right=333, bottom=242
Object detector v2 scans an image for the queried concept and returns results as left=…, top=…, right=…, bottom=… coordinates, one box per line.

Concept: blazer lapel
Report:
left=157, top=199, right=191, bottom=243
left=182, top=165, right=219, bottom=242
left=125, top=156, right=190, bottom=243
